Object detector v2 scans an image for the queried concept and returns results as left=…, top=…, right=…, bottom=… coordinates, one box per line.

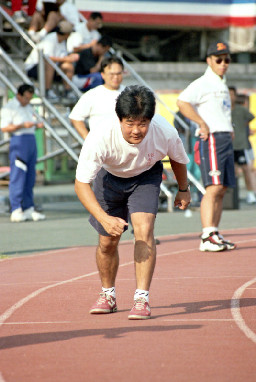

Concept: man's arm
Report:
left=1, top=121, right=38, bottom=133
left=169, top=159, right=191, bottom=210
left=75, top=179, right=128, bottom=236
left=176, top=99, right=209, bottom=141
left=70, top=119, right=89, bottom=140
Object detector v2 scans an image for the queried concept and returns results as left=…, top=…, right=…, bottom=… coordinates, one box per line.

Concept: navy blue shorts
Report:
left=89, top=161, right=163, bottom=236
left=197, top=132, right=235, bottom=188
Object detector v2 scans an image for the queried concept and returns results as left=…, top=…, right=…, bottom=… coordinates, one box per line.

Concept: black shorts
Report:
left=234, top=150, right=249, bottom=165
left=27, top=65, right=62, bottom=82
left=89, top=161, right=163, bottom=236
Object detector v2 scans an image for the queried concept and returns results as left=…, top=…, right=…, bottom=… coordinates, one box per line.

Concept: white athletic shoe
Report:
left=246, top=192, right=256, bottom=204
left=216, top=232, right=236, bottom=250
left=199, top=232, right=227, bottom=252
left=10, top=208, right=27, bottom=222
left=23, top=207, right=46, bottom=221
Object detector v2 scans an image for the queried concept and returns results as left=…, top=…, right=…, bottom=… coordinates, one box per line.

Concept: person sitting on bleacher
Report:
left=67, top=12, right=103, bottom=54
left=27, top=0, right=80, bottom=43
left=24, top=20, right=79, bottom=102
left=72, top=35, right=112, bottom=92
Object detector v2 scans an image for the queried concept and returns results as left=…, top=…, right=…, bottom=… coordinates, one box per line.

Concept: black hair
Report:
left=17, top=83, right=34, bottom=95
left=236, top=93, right=249, bottom=105
left=100, top=55, right=124, bottom=73
left=229, top=86, right=237, bottom=94
left=115, top=85, right=155, bottom=121
left=89, top=12, right=103, bottom=20
left=97, top=35, right=112, bottom=47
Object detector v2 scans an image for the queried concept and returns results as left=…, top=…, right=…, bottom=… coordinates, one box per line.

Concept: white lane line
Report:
left=0, top=372, right=6, bottom=382
left=2, top=321, right=74, bottom=325
left=164, top=318, right=235, bottom=322
left=1, top=275, right=255, bottom=286
left=1, top=237, right=256, bottom=332
left=231, top=277, right=256, bottom=344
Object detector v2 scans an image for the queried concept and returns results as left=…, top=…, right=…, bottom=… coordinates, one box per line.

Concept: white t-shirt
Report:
left=67, top=20, right=101, bottom=52
left=178, top=66, right=233, bottom=133
left=0, top=97, right=36, bottom=136
left=69, top=85, right=125, bottom=132
left=76, top=114, right=189, bottom=183
left=24, top=32, right=68, bottom=71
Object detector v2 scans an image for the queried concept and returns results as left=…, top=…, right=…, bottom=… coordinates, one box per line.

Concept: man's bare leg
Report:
left=200, top=184, right=226, bottom=228
left=96, top=235, right=120, bottom=288
left=90, top=235, right=120, bottom=314
left=131, top=212, right=156, bottom=291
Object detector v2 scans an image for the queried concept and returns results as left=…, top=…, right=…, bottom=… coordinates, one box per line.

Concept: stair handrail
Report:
left=0, top=46, right=84, bottom=146
left=0, top=6, right=82, bottom=98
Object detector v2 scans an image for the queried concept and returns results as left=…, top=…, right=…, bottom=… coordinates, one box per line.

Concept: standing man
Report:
left=229, top=86, right=256, bottom=204
left=177, top=41, right=236, bottom=252
left=75, top=85, right=190, bottom=319
left=69, top=56, right=125, bottom=139
left=0, top=84, right=46, bottom=222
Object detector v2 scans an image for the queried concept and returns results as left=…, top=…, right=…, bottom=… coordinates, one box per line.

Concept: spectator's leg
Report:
left=44, top=10, right=63, bottom=33
left=45, top=61, right=55, bottom=90
left=60, top=62, right=75, bottom=90
left=28, top=10, right=44, bottom=32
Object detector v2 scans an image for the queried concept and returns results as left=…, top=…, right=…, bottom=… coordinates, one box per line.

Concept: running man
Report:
left=75, top=85, right=190, bottom=319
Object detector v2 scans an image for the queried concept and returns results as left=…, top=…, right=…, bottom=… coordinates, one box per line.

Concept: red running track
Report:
left=0, top=227, right=256, bottom=382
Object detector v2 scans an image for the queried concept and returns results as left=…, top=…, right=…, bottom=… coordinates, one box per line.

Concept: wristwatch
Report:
left=178, top=185, right=190, bottom=192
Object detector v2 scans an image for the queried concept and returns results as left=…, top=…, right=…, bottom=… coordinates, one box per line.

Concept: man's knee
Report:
left=98, top=235, right=120, bottom=254
left=206, top=184, right=226, bottom=198
left=132, top=214, right=155, bottom=241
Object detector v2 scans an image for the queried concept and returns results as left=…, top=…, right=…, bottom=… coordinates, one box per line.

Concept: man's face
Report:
left=88, top=17, right=103, bottom=31
left=207, top=54, right=230, bottom=78
left=120, top=117, right=151, bottom=144
left=17, top=91, right=33, bottom=106
left=101, top=63, right=123, bottom=90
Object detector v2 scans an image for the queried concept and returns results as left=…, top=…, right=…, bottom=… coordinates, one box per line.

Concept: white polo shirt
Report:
left=178, top=66, right=233, bottom=133
left=76, top=114, right=189, bottom=183
left=24, top=32, right=68, bottom=71
left=69, top=85, right=125, bottom=132
left=0, top=97, right=36, bottom=136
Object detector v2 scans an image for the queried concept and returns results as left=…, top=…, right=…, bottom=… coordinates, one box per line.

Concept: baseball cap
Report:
left=207, top=41, right=230, bottom=56
left=57, top=20, right=74, bottom=35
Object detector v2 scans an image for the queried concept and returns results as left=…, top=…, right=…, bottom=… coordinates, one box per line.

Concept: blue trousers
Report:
left=9, top=134, right=37, bottom=212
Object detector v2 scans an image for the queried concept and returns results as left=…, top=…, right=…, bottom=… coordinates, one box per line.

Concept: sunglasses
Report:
left=215, top=57, right=231, bottom=64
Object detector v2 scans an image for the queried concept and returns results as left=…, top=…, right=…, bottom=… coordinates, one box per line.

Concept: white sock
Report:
left=28, top=30, right=36, bottom=36
left=102, top=287, right=116, bottom=298
left=38, top=28, right=47, bottom=38
left=134, top=289, right=149, bottom=303
left=202, top=227, right=218, bottom=238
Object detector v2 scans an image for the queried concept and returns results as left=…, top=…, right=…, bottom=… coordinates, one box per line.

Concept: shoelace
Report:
left=97, top=293, right=113, bottom=305
left=133, top=298, right=147, bottom=310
